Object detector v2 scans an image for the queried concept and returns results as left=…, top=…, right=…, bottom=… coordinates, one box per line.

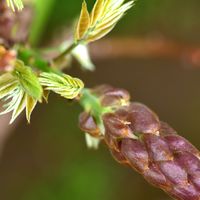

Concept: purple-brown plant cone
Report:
left=79, top=85, right=200, bottom=200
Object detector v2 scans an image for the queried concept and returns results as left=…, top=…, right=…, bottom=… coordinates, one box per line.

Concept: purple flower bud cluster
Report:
left=79, top=85, right=200, bottom=200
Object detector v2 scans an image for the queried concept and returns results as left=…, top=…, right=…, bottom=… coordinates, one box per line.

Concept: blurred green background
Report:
left=1, top=0, right=200, bottom=200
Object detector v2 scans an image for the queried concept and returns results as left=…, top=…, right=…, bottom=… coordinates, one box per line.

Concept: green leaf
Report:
left=0, top=73, right=18, bottom=98
left=10, top=89, right=26, bottom=124
left=0, top=88, right=21, bottom=116
left=0, top=82, right=18, bottom=99
left=0, top=73, right=17, bottom=90
left=6, top=0, right=24, bottom=12
left=0, top=72, right=39, bottom=124
left=90, top=0, right=105, bottom=26
left=75, top=1, right=90, bottom=40
left=13, top=60, right=43, bottom=101
left=39, top=72, right=84, bottom=99
left=74, top=0, right=134, bottom=43
left=87, top=24, right=116, bottom=42
left=26, top=94, right=37, bottom=123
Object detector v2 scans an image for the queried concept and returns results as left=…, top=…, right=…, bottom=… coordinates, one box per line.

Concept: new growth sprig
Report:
left=0, top=60, right=42, bottom=123
left=0, top=0, right=133, bottom=123
left=54, top=0, right=134, bottom=62
left=75, top=0, right=134, bottom=43
left=0, top=54, right=84, bottom=123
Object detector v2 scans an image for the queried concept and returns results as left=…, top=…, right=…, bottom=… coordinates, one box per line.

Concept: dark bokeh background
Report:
left=1, top=0, right=200, bottom=200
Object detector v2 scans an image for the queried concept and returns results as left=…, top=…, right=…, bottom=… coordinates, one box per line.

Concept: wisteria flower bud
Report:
left=79, top=112, right=100, bottom=137
left=103, top=113, right=133, bottom=139
left=79, top=85, right=200, bottom=200
left=128, top=103, right=160, bottom=134
left=92, top=85, right=130, bottom=107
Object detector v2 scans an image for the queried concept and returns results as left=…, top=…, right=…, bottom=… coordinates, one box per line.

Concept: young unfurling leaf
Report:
left=9, top=89, right=26, bottom=124
left=75, top=1, right=90, bottom=40
left=0, top=73, right=18, bottom=98
left=0, top=74, right=39, bottom=124
left=39, top=72, right=84, bottom=99
left=13, top=60, right=43, bottom=101
left=26, top=95, right=37, bottom=123
left=75, top=0, right=134, bottom=43
left=90, top=0, right=105, bottom=26
left=6, top=0, right=24, bottom=12
left=0, top=60, right=43, bottom=123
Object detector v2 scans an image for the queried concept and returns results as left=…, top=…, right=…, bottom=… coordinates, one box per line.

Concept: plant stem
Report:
left=17, top=46, right=58, bottom=73
left=79, top=88, right=112, bottom=134
left=79, top=89, right=102, bottom=116
left=53, top=42, right=79, bottom=63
